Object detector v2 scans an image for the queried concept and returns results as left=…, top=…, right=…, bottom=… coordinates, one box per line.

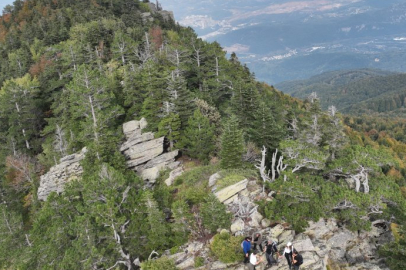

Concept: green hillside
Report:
left=277, top=69, right=406, bottom=116
left=0, top=1, right=405, bottom=269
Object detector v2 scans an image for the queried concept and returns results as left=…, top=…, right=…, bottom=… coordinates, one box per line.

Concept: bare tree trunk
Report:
left=256, top=146, right=270, bottom=193
left=69, top=45, right=77, bottom=70
left=14, top=101, right=30, bottom=149
left=88, top=95, right=99, bottom=143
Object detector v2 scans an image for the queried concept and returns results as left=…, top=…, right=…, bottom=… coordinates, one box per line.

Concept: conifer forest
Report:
left=0, top=1, right=405, bottom=269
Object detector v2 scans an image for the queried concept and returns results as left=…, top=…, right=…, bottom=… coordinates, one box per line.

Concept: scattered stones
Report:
left=230, top=218, right=245, bottom=234
left=187, top=242, right=204, bottom=254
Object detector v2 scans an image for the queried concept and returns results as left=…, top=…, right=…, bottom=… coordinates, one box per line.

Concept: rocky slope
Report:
left=164, top=174, right=392, bottom=270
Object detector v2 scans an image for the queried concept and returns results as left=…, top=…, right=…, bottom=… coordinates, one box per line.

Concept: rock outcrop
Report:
left=38, top=118, right=179, bottom=200
left=141, top=2, right=175, bottom=23
left=121, top=118, right=179, bottom=184
left=37, top=147, right=87, bottom=201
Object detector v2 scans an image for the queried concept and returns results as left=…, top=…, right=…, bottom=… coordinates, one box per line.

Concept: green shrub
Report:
left=194, top=256, right=205, bottom=268
left=139, top=2, right=151, bottom=12
left=170, top=246, right=181, bottom=255
left=176, top=186, right=208, bottom=205
left=210, top=232, right=244, bottom=263
left=200, top=195, right=232, bottom=233
left=141, top=257, right=178, bottom=270
left=174, top=165, right=219, bottom=186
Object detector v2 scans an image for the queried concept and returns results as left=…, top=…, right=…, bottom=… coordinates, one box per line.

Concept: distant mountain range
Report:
left=276, top=69, right=406, bottom=117
left=160, top=0, right=406, bottom=84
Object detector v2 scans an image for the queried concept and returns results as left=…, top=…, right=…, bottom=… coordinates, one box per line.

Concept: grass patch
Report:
left=174, top=164, right=219, bottom=186
left=216, top=174, right=245, bottom=190
left=215, top=168, right=258, bottom=190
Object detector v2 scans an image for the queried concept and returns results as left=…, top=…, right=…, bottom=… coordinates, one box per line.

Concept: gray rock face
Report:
left=121, top=118, right=179, bottom=182
left=38, top=147, right=87, bottom=201
left=142, top=3, right=175, bottom=23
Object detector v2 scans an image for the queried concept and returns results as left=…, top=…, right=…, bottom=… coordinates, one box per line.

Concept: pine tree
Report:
left=156, top=113, right=181, bottom=151
left=63, top=64, right=124, bottom=154
left=180, top=109, right=215, bottom=163
left=171, top=200, right=192, bottom=245
left=143, top=192, right=170, bottom=252
left=220, top=115, right=245, bottom=169
left=200, top=194, right=232, bottom=233
left=0, top=74, right=42, bottom=154
left=248, top=101, right=284, bottom=150
left=231, top=80, right=260, bottom=134
left=170, top=75, right=195, bottom=129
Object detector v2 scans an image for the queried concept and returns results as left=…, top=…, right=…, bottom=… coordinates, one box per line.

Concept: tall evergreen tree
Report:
left=231, top=80, right=260, bottom=135
left=0, top=74, right=42, bottom=154
left=220, top=115, right=245, bottom=169
left=170, top=75, right=195, bottom=129
left=156, top=113, right=181, bottom=151
left=248, top=101, right=284, bottom=150
left=180, top=109, right=215, bottom=163
left=62, top=64, right=124, bottom=154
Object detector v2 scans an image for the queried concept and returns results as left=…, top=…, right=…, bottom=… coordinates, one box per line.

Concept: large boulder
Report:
left=270, top=224, right=285, bottom=239
left=187, top=242, right=204, bottom=254
left=249, top=211, right=263, bottom=228
left=124, top=137, right=165, bottom=167
left=294, top=236, right=315, bottom=253
left=209, top=172, right=221, bottom=188
left=214, top=179, right=248, bottom=203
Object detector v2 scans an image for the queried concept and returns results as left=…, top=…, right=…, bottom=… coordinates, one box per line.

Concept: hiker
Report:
left=292, top=249, right=303, bottom=270
left=248, top=250, right=263, bottom=270
left=279, top=242, right=294, bottom=270
left=263, top=239, right=279, bottom=267
left=251, top=232, right=263, bottom=252
left=242, top=237, right=252, bottom=263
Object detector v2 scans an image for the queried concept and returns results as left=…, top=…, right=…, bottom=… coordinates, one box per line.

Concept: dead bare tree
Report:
left=255, top=146, right=270, bottom=193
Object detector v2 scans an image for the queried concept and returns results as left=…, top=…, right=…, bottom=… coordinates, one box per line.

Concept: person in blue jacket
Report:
left=242, top=237, right=252, bottom=263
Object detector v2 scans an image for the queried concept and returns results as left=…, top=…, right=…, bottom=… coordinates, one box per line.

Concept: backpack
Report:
left=296, top=254, right=303, bottom=265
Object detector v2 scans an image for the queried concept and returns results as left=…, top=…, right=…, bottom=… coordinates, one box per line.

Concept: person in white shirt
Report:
left=279, top=242, right=294, bottom=270
left=248, top=250, right=263, bottom=270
